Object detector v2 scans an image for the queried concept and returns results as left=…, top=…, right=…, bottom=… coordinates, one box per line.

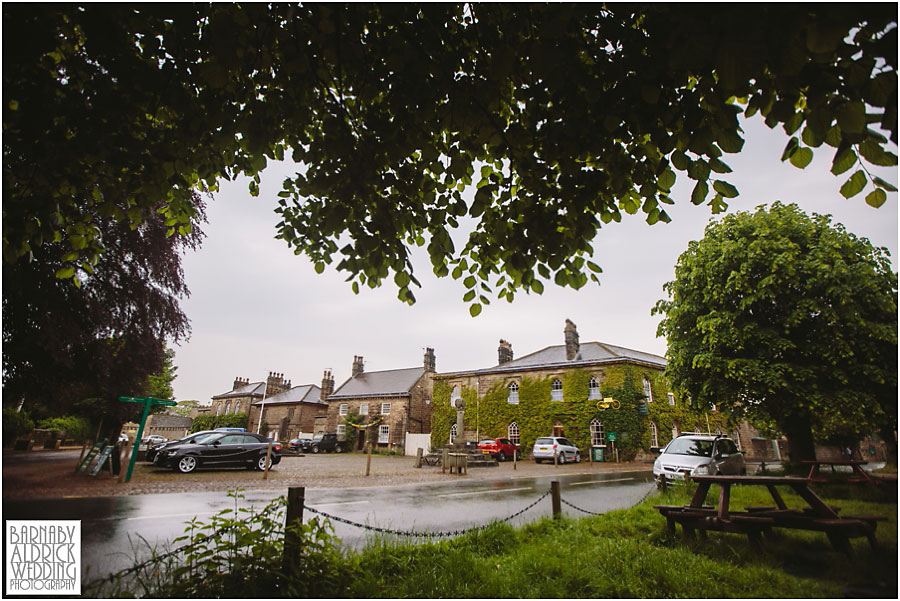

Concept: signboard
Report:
left=607, top=432, right=617, bottom=442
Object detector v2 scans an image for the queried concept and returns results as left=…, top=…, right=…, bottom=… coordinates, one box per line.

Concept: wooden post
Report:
left=415, top=447, right=423, bottom=468
left=441, top=448, right=449, bottom=474
left=365, top=444, right=373, bottom=476
left=117, top=442, right=131, bottom=483
left=282, top=487, right=304, bottom=576
left=263, top=441, right=273, bottom=480
left=551, top=481, right=561, bottom=518
left=554, top=447, right=558, bottom=467
left=513, top=449, right=517, bottom=471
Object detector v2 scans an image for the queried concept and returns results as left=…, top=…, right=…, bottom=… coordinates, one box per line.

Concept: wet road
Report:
left=4, top=469, right=653, bottom=583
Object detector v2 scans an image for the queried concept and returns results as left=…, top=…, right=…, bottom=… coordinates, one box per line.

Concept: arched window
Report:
left=450, top=385, right=461, bottom=408
left=224, top=401, right=232, bottom=414
left=507, top=381, right=519, bottom=404
left=650, top=421, right=659, bottom=449
left=590, top=419, right=605, bottom=446
left=551, top=378, right=563, bottom=401
left=449, top=423, right=458, bottom=444
left=588, top=376, right=601, bottom=400
left=642, top=377, right=654, bottom=403
left=216, top=403, right=222, bottom=416
left=508, top=422, right=520, bottom=446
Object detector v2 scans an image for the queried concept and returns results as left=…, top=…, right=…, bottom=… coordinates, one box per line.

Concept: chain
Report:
left=559, top=481, right=656, bottom=516
left=304, top=490, right=551, bottom=539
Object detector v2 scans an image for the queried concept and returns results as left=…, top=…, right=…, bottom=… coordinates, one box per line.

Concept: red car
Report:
left=477, top=438, right=520, bottom=461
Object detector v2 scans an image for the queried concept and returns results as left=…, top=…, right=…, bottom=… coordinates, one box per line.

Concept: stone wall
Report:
left=248, top=402, right=328, bottom=441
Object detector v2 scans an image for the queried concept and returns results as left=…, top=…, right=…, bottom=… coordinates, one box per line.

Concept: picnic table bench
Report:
left=800, top=460, right=881, bottom=486
left=654, top=475, right=885, bottom=554
left=421, top=453, right=441, bottom=466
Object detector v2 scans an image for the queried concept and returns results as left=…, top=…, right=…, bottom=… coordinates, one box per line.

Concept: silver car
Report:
left=532, top=436, right=581, bottom=464
left=653, top=434, right=745, bottom=484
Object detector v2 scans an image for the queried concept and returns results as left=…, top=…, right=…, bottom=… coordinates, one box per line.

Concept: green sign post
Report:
left=607, top=432, right=617, bottom=442
left=118, top=396, right=177, bottom=483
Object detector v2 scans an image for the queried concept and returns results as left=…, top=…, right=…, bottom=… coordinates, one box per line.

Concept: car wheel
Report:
left=335, top=445, right=343, bottom=453
left=575, top=452, right=581, bottom=463
left=176, top=456, right=197, bottom=474
left=558, top=452, right=566, bottom=465
left=534, top=458, right=542, bottom=464
left=496, top=453, right=505, bottom=462
left=312, top=445, right=320, bottom=454
left=256, top=455, right=272, bottom=471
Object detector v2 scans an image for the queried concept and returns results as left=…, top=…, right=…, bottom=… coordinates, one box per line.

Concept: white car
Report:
left=653, top=434, right=745, bottom=484
left=532, top=436, right=581, bottom=464
left=142, top=434, right=167, bottom=446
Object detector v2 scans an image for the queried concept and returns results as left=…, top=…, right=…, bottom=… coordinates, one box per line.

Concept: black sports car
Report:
left=146, top=430, right=219, bottom=462
left=153, top=431, right=282, bottom=473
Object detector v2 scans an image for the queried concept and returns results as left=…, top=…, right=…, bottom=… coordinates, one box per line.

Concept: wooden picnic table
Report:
left=800, top=459, right=878, bottom=486
left=654, top=475, right=885, bottom=554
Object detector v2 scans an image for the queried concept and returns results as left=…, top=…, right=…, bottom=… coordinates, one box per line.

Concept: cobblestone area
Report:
left=2, top=447, right=652, bottom=499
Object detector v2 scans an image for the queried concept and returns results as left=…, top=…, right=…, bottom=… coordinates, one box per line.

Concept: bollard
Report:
left=117, top=442, right=131, bottom=483
left=441, top=448, right=449, bottom=474
left=415, top=448, right=423, bottom=468
left=366, top=445, right=373, bottom=476
left=551, top=481, right=561, bottom=518
left=263, top=441, right=273, bottom=480
left=513, top=450, right=517, bottom=471
left=282, top=487, right=305, bottom=576
left=554, top=448, right=558, bottom=467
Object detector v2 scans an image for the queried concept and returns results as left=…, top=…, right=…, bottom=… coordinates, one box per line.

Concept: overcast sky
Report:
left=172, top=117, right=898, bottom=404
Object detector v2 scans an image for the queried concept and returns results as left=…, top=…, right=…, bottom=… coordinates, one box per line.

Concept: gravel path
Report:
left=3, top=448, right=652, bottom=499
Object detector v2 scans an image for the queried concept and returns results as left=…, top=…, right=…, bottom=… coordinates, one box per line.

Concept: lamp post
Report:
left=256, top=379, right=269, bottom=435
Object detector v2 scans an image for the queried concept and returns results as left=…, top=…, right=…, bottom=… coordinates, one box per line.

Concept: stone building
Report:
left=324, top=349, right=435, bottom=450
left=210, top=372, right=292, bottom=419
left=247, top=373, right=332, bottom=441
left=122, top=414, right=193, bottom=443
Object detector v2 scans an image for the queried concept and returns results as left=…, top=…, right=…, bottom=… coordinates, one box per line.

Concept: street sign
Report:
left=607, top=432, right=617, bottom=442
left=118, top=396, right=177, bottom=483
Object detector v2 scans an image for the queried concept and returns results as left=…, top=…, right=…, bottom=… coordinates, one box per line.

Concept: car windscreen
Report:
left=535, top=438, right=553, bottom=445
left=478, top=440, right=495, bottom=445
left=665, top=438, right=714, bottom=457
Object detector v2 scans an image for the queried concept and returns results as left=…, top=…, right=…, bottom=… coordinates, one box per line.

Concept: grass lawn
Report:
left=345, top=483, right=897, bottom=598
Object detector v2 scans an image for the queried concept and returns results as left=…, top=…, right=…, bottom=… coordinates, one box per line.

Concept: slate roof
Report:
left=450, top=341, right=665, bottom=376
left=328, top=367, right=425, bottom=400
left=212, top=381, right=266, bottom=400
left=148, top=414, right=193, bottom=428
left=250, top=385, right=325, bottom=407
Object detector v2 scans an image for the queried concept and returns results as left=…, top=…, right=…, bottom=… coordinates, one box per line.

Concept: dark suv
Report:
left=299, top=433, right=343, bottom=453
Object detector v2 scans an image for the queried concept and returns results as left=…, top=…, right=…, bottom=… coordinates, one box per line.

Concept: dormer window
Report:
left=551, top=378, right=563, bottom=401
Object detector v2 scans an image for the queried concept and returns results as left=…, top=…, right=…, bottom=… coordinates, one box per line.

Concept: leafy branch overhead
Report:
left=4, top=5, right=897, bottom=312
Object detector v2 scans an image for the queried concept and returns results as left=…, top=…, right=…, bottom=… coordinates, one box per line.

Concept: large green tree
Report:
left=654, top=202, right=897, bottom=463
left=3, top=4, right=896, bottom=314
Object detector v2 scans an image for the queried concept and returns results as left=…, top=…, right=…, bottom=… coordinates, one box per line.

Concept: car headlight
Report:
left=693, top=464, right=709, bottom=475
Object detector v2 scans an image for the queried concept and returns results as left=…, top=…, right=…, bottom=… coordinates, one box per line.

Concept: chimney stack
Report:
left=564, top=319, right=580, bottom=361
left=321, top=370, right=335, bottom=398
left=352, top=356, right=365, bottom=377
left=498, top=339, right=514, bottom=364
left=424, top=347, right=436, bottom=373
left=233, top=377, right=246, bottom=390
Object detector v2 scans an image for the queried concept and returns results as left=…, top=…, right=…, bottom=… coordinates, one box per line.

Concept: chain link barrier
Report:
left=303, top=490, right=551, bottom=539
left=559, top=481, right=657, bottom=516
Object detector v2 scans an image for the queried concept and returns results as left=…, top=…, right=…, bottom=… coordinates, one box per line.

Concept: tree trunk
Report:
left=781, top=414, right=816, bottom=470
left=879, top=424, right=898, bottom=465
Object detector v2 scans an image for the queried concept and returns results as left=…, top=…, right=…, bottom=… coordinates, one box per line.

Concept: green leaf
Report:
left=830, top=146, right=857, bottom=175
left=394, top=271, right=410, bottom=288
left=531, top=279, right=544, bottom=294
left=463, top=289, right=476, bottom=302
left=873, top=177, right=898, bottom=192
left=789, top=147, right=813, bottom=169
left=858, top=139, right=898, bottom=167
left=691, top=181, right=708, bottom=205
left=836, top=101, right=866, bottom=134
left=314, top=262, right=325, bottom=274
left=780, top=137, right=799, bottom=162
left=586, top=261, right=602, bottom=273
left=657, top=168, right=676, bottom=192
left=55, top=266, right=75, bottom=279
left=469, top=303, right=482, bottom=317
left=463, top=275, right=476, bottom=288
left=865, top=188, right=887, bottom=208
left=712, top=180, right=739, bottom=198
left=839, top=170, right=867, bottom=199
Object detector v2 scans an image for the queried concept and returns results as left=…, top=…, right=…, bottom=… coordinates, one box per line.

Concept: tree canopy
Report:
left=654, top=202, right=897, bottom=462
left=3, top=4, right=897, bottom=313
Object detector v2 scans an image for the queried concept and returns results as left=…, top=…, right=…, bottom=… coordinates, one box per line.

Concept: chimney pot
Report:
left=564, top=319, right=580, bottom=361
left=498, top=339, right=514, bottom=364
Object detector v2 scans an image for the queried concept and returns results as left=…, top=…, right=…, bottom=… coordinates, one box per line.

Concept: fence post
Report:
left=366, top=445, right=373, bottom=476
left=441, top=448, right=449, bottom=474
left=263, top=441, right=273, bottom=480
left=282, top=486, right=304, bottom=577
left=550, top=481, right=561, bottom=518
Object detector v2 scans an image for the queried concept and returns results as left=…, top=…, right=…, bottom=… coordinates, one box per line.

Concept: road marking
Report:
left=570, top=477, right=636, bottom=486
left=437, top=487, right=532, bottom=498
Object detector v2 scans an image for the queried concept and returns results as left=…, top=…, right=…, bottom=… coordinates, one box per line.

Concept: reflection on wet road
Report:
left=4, top=469, right=653, bottom=583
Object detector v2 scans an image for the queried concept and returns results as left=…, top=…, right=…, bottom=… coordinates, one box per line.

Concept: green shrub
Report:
left=37, top=415, right=92, bottom=442
left=190, top=413, right=249, bottom=433
left=2, top=408, right=34, bottom=444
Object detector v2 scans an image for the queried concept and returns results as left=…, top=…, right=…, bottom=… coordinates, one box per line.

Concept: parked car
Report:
left=477, top=438, right=520, bottom=461
left=141, top=434, right=167, bottom=446
left=532, top=436, right=581, bottom=464
left=288, top=438, right=312, bottom=452
left=118, top=433, right=130, bottom=444
left=146, top=430, right=219, bottom=462
left=154, top=431, right=282, bottom=473
left=652, top=433, right=745, bottom=484
left=297, top=433, right=343, bottom=453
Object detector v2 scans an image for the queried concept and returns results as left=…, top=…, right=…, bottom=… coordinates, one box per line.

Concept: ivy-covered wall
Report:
left=431, top=365, right=732, bottom=460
